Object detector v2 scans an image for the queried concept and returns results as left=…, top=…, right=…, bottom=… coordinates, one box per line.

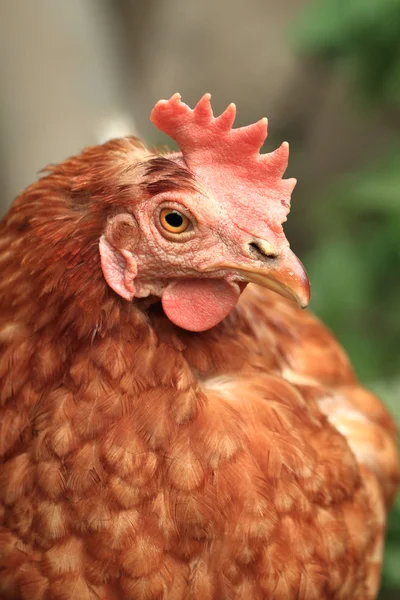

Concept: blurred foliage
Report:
left=294, top=0, right=400, bottom=594
left=372, top=378, right=400, bottom=589
left=294, top=0, right=400, bottom=106
left=383, top=486, right=400, bottom=589
left=305, top=149, right=400, bottom=383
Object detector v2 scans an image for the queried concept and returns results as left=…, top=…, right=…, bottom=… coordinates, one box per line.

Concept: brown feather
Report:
left=0, top=138, right=398, bottom=599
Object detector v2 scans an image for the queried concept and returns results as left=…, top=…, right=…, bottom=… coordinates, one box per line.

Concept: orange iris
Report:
left=160, top=209, right=190, bottom=233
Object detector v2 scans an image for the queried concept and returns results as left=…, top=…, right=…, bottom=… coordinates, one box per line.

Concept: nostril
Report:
left=248, top=241, right=278, bottom=260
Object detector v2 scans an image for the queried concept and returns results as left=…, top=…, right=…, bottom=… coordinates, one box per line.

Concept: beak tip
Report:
left=296, top=276, right=311, bottom=309
left=299, top=280, right=311, bottom=309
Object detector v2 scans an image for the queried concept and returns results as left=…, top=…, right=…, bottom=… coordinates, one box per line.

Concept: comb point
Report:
left=216, top=103, right=236, bottom=130
left=235, top=118, right=268, bottom=153
left=170, top=92, right=182, bottom=103
left=285, top=177, right=297, bottom=193
left=195, top=93, right=214, bottom=121
left=260, top=117, right=268, bottom=131
left=256, top=117, right=269, bottom=142
left=262, top=141, right=289, bottom=176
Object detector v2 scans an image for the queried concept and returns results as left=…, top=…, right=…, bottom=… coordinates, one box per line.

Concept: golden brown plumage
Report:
left=0, top=95, right=398, bottom=599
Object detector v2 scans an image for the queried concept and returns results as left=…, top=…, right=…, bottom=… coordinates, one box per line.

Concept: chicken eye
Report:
left=160, top=208, right=190, bottom=233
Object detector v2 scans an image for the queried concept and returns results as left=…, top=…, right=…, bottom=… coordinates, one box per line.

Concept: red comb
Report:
left=150, top=93, right=296, bottom=233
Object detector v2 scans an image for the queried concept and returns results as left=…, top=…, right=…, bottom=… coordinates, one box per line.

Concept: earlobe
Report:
left=99, top=214, right=139, bottom=301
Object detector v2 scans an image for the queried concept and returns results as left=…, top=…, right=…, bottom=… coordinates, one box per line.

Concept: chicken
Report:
left=0, top=93, right=398, bottom=600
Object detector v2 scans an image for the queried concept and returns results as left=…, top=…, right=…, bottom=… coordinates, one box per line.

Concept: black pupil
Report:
left=165, top=211, right=184, bottom=228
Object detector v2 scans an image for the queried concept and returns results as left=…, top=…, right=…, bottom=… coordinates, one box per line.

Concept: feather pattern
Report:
left=0, top=278, right=398, bottom=599
left=0, top=132, right=398, bottom=599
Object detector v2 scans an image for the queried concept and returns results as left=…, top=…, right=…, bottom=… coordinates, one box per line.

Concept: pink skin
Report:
left=134, top=191, right=286, bottom=276
left=99, top=186, right=304, bottom=332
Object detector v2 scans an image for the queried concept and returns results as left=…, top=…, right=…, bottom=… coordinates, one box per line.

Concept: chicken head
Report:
left=99, top=93, right=310, bottom=331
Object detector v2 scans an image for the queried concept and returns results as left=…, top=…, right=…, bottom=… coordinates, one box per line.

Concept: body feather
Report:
left=0, top=134, right=398, bottom=599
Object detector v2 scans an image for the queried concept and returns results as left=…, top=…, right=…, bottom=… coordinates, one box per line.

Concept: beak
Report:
left=214, top=247, right=310, bottom=308
left=237, top=248, right=310, bottom=308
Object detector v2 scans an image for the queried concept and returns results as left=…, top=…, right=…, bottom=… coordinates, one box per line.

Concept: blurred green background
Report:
left=0, top=0, right=398, bottom=596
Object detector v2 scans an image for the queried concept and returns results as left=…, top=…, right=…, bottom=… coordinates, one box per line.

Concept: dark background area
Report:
left=0, top=0, right=399, bottom=595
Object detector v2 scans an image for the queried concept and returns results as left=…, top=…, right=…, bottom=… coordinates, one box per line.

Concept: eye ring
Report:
left=160, top=208, right=190, bottom=234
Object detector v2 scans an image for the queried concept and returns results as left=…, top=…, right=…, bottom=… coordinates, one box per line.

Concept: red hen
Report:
left=0, top=94, right=398, bottom=600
